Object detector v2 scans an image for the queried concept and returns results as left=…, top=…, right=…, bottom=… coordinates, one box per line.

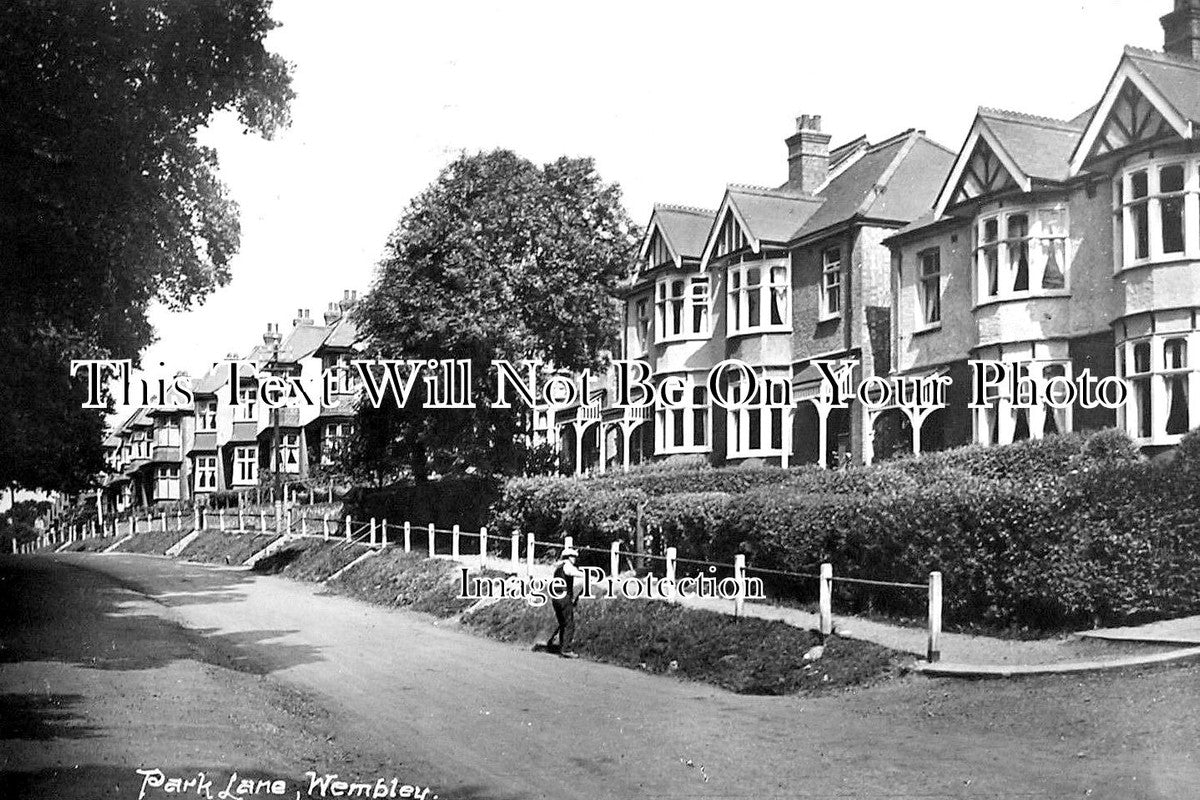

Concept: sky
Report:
left=141, top=0, right=1163, bottom=379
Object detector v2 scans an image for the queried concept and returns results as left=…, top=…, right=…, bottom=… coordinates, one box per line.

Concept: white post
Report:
left=160, top=511, right=167, bottom=532
left=665, top=546, right=678, bottom=603
left=511, top=533, right=520, bottom=571
left=370, top=517, right=377, bottom=547
left=381, top=518, right=388, bottom=547
left=323, top=512, right=330, bottom=540
left=238, top=505, right=245, bottom=531
left=525, top=532, right=535, bottom=578
left=175, top=509, right=181, bottom=530
left=11, top=539, right=16, bottom=555
left=218, top=509, right=225, bottom=532
left=610, top=541, right=620, bottom=578
left=193, top=507, right=200, bottom=530
left=452, top=524, right=460, bottom=559
left=563, top=536, right=573, bottom=551
left=345, top=516, right=352, bottom=542
left=927, top=571, right=943, bottom=663
left=403, top=521, right=411, bottom=552
left=479, top=526, right=488, bottom=570
left=819, top=563, right=833, bottom=637
left=733, top=554, right=746, bottom=617
left=259, top=508, right=266, bottom=532
left=301, top=514, right=308, bottom=537
left=428, top=523, right=435, bottom=558
left=285, top=506, right=293, bottom=535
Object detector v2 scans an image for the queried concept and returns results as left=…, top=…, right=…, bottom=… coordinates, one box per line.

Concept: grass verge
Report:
left=324, top=550, right=510, bottom=616
left=114, top=527, right=194, bottom=555
left=182, top=530, right=281, bottom=565
left=252, top=538, right=368, bottom=581
left=461, top=597, right=903, bottom=695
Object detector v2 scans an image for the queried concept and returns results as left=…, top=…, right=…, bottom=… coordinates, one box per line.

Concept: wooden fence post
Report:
left=525, top=532, right=535, bottom=578
left=819, top=563, right=833, bottom=637
left=345, top=516, right=352, bottom=542
left=193, top=506, right=201, bottom=531
left=238, top=504, right=244, bottom=531
left=323, top=512, right=330, bottom=540
left=369, top=517, right=377, bottom=547
left=403, top=521, right=411, bottom=552
left=381, top=518, right=388, bottom=547
left=452, top=524, right=460, bottom=559
left=427, top=523, right=435, bottom=558
left=665, top=547, right=678, bottom=603
left=733, top=554, right=746, bottom=618
left=301, top=513, right=308, bottom=537
left=511, top=532, right=520, bottom=571
left=259, top=508, right=266, bottom=532
left=927, top=571, right=942, bottom=663
left=563, top=536, right=573, bottom=551
left=478, top=526, right=488, bottom=569
left=610, top=541, right=620, bottom=579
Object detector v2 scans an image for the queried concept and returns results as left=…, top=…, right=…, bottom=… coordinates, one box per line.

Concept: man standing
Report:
left=549, top=546, right=584, bottom=658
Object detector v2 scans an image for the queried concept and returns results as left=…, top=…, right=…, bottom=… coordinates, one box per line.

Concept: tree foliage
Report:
left=353, top=149, right=639, bottom=480
left=0, top=0, right=293, bottom=492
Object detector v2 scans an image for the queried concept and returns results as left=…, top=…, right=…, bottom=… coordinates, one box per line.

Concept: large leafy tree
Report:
left=0, top=0, right=293, bottom=492
left=353, top=150, right=639, bottom=480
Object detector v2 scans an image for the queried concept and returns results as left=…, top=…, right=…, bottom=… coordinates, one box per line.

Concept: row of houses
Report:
left=100, top=293, right=362, bottom=513
left=556, top=1, right=1200, bottom=472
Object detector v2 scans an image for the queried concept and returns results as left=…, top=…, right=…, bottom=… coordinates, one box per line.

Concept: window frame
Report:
left=233, top=445, right=258, bottom=486
left=1113, top=154, right=1200, bottom=272
left=974, top=204, right=1070, bottom=306
left=725, top=371, right=788, bottom=458
left=654, top=376, right=711, bottom=455
left=819, top=247, right=842, bottom=321
left=1119, top=332, right=1198, bottom=445
left=198, top=399, right=217, bottom=431
left=194, top=455, right=217, bottom=492
left=655, top=275, right=711, bottom=342
left=154, top=465, right=180, bottom=500
left=917, top=247, right=942, bottom=329
left=726, top=258, right=791, bottom=336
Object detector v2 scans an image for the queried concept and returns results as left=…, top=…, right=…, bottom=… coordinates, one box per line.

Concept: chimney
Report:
left=1163, top=0, right=1200, bottom=60
left=324, top=301, right=343, bottom=326
left=262, top=322, right=282, bottom=347
left=785, top=114, right=832, bottom=193
left=338, top=289, right=358, bottom=313
left=292, top=308, right=314, bottom=327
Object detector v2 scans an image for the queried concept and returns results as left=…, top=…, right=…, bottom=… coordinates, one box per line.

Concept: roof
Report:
left=1123, top=46, right=1200, bottom=125
left=276, top=323, right=331, bottom=364
left=792, top=131, right=955, bottom=241
left=976, top=108, right=1085, bottom=183
left=651, top=205, right=715, bottom=261
left=322, top=316, right=359, bottom=350
left=725, top=184, right=824, bottom=245
left=191, top=368, right=226, bottom=396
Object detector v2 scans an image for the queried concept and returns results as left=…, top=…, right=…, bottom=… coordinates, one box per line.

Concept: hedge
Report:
left=488, top=428, right=1200, bottom=632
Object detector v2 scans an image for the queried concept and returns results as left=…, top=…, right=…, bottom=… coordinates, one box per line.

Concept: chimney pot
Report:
left=1163, top=0, right=1200, bottom=60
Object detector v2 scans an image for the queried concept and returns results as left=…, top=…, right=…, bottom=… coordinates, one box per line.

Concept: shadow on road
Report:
left=0, top=693, right=97, bottom=741
left=0, top=557, right=322, bottom=675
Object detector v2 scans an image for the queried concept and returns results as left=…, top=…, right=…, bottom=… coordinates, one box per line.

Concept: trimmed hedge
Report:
left=489, top=428, right=1200, bottom=632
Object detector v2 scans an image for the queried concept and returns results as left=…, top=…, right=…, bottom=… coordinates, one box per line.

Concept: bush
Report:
left=346, top=476, right=500, bottom=532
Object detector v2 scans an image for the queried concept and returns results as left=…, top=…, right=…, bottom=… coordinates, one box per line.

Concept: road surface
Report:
left=1, top=553, right=1197, bottom=799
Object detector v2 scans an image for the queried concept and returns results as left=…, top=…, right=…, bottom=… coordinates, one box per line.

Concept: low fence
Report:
left=11, top=507, right=944, bottom=662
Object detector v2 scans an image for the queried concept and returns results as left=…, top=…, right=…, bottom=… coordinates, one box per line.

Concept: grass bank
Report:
left=183, top=530, right=279, bottom=565
left=114, top=527, right=193, bottom=555
left=252, top=537, right=368, bottom=581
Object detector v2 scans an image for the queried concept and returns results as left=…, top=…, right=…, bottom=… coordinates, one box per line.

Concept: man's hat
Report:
left=561, top=547, right=579, bottom=558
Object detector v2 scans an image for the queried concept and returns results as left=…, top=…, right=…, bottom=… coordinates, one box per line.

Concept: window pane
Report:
left=1131, top=171, right=1148, bottom=199
left=1167, top=375, right=1190, bottom=435
left=1162, top=195, right=1185, bottom=255
left=1165, top=338, right=1188, bottom=369
left=1161, top=165, right=1185, bottom=193
left=1133, top=342, right=1151, bottom=373
left=1009, top=214, right=1029, bottom=291
left=1132, top=203, right=1150, bottom=260
left=1041, top=239, right=1066, bottom=289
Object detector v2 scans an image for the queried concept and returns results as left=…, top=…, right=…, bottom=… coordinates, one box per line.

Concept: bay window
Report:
left=155, top=416, right=180, bottom=447
left=1120, top=330, right=1197, bottom=443
left=155, top=465, right=180, bottom=500
left=972, top=347, right=1074, bottom=446
left=1115, top=156, right=1200, bottom=269
left=655, top=275, right=710, bottom=340
left=275, top=432, right=300, bottom=473
left=975, top=205, right=1069, bottom=303
left=728, top=260, right=790, bottom=335
left=198, top=399, right=217, bottom=431
left=238, top=386, right=257, bottom=420
left=726, top=372, right=788, bottom=458
left=323, top=422, right=354, bottom=465
left=655, top=378, right=710, bottom=453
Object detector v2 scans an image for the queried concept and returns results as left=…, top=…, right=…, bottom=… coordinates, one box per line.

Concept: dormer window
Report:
left=198, top=399, right=217, bottom=431
left=238, top=387, right=257, bottom=420
left=655, top=275, right=710, bottom=341
left=975, top=205, right=1069, bottom=304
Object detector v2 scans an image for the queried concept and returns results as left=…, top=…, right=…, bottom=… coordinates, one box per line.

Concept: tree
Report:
left=0, top=0, right=293, bottom=492
left=353, top=149, right=639, bottom=481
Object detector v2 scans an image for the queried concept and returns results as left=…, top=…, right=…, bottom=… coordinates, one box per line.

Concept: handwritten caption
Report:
left=136, top=770, right=436, bottom=800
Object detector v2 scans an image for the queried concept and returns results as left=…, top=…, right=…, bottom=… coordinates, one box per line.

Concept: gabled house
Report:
left=885, top=0, right=1200, bottom=457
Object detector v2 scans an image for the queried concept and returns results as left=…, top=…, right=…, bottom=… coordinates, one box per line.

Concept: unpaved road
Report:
left=2, top=554, right=1198, bottom=800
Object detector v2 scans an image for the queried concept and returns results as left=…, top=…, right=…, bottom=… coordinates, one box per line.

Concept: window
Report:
left=233, top=445, right=257, bottom=485
left=973, top=357, right=1074, bottom=446
left=198, top=400, right=217, bottom=431
left=322, top=353, right=360, bottom=395
left=655, top=379, right=710, bottom=453
left=323, top=422, right=354, bottom=465
left=194, top=456, right=217, bottom=492
left=918, top=249, right=941, bottom=326
left=1115, top=157, right=1199, bottom=268
left=132, top=430, right=150, bottom=459
left=275, top=432, right=300, bottom=473
left=238, top=386, right=257, bottom=420
left=1121, top=333, right=1196, bottom=443
left=155, top=465, right=180, bottom=500
left=727, top=260, right=790, bottom=335
left=975, top=206, right=1069, bottom=302
left=654, top=276, right=710, bottom=340
left=634, top=299, right=650, bottom=353
left=820, top=248, right=841, bottom=319
left=155, top=416, right=180, bottom=448
left=726, top=372, right=788, bottom=457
